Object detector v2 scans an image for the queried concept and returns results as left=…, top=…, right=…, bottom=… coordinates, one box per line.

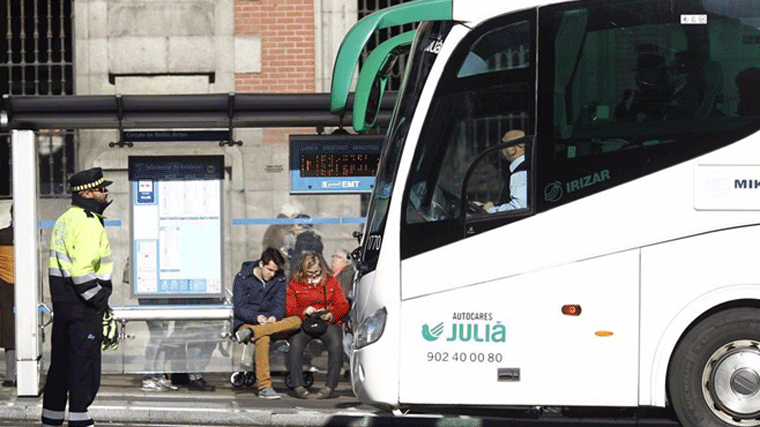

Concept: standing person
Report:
left=330, top=249, right=355, bottom=303
left=261, top=201, right=303, bottom=254
left=160, top=297, right=225, bottom=392
left=476, top=129, right=529, bottom=213
left=139, top=319, right=177, bottom=391
left=232, top=247, right=301, bottom=399
left=127, top=257, right=178, bottom=392
left=286, top=254, right=349, bottom=399
left=330, top=248, right=356, bottom=367
left=0, top=205, right=14, bottom=387
left=262, top=214, right=290, bottom=252
left=174, top=318, right=219, bottom=391
left=42, top=167, right=114, bottom=427
left=287, top=214, right=324, bottom=278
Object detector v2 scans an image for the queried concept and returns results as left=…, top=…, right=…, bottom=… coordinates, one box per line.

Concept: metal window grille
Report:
left=1, top=0, right=75, bottom=198
left=358, top=0, right=417, bottom=93
left=487, top=45, right=531, bottom=72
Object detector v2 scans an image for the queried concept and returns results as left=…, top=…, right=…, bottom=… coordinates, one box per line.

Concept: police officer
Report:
left=42, top=167, right=114, bottom=427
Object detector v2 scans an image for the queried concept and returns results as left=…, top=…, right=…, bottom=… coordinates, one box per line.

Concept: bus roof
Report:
left=452, top=0, right=566, bottom=25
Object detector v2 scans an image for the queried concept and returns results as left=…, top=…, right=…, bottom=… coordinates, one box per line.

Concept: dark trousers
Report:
left=288, top=324, right=343, bottom=389
left=42, top=302, right=102, bottom=427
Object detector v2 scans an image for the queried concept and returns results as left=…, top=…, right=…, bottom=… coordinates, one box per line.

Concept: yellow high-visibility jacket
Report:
left=49, top=202, right=112, bottom=311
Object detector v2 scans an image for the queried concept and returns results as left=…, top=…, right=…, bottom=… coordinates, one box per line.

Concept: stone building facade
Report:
left=51, top=0, right=362, bottom=307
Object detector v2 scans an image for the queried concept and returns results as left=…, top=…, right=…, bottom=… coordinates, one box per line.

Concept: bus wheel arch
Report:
left=667, top=306, right=760, bottom=427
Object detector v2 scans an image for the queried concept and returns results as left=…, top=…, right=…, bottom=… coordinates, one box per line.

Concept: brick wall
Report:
left=235, top=0, right=316, bottom=93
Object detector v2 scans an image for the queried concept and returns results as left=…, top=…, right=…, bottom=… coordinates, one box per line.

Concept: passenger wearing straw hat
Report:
left=42, top=167, right=114, bottom=427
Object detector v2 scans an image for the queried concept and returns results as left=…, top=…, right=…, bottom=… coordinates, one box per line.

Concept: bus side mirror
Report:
left=363, top=77, right=385, bottom=130
left=350, top=246, right=368, bottom=274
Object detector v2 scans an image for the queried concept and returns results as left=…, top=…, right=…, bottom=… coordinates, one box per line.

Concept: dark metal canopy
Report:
left=1, top=92, right=397, bottom=131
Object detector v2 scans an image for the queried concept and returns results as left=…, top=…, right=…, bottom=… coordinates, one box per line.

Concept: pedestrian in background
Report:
left=0, top=205, right=15, bottom=387
left=330, top=248, right=355, bottom=362
left=261, top=201, right=303, bottom=254
left=171, top=319, right=219, bottom=391
left=286, top=214, right=324, bottom=278
left=42, top=168, right=114, bottom=427
left=330, top=249, right=355, bottom=304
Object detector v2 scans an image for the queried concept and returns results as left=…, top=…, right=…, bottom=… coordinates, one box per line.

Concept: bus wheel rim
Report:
left=703, top=339, right=760, bottom=425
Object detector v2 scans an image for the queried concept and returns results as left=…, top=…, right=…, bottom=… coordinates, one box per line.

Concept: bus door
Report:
left=396, top=8, right=639, bottom=406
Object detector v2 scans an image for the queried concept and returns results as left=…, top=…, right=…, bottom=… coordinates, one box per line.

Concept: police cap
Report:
left=69, top=167, right=113, bottom=192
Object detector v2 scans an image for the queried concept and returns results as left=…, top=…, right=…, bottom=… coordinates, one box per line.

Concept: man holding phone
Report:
left=232, top=248, right=302, bottom=399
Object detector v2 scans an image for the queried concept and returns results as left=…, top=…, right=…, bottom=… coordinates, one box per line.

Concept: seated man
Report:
left=477, top=129, right=528, bottom=213
left=232, top=247, right=301, bottom=399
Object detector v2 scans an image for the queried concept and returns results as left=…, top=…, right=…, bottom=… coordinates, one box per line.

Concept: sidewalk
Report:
left=0, top=372, right=384, bottom=426
left=0, top=373, right=685, bottom=427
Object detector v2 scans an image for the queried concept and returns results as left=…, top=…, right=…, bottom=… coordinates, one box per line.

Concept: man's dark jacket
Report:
left=232, top=260, right=288, bottom=332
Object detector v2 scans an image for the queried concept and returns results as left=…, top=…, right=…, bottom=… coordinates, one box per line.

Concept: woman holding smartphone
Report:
left=286, top=253, right=349, bottom=399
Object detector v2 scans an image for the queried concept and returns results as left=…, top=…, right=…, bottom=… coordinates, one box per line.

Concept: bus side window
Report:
left=538, top=0, right=760, bottom=212
left=736, top=67, right=760, bottom=117
left=401, top=12, right=536, bottom=258
left=456, top=21, right=531, bottom=78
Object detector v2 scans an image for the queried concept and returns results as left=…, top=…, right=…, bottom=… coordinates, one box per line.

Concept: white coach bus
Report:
left=329, top=0, right=760, bottom=426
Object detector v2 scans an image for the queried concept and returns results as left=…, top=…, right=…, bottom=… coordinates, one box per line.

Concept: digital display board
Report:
left=289, top=134, right=384, bottom=193
left=128, top=155, right=224, bottom=299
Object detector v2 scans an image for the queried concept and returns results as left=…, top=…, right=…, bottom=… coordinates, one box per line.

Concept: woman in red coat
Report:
left=286, top=253, right=349, bottom=399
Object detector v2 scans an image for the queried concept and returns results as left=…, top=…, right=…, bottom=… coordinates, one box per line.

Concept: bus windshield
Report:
left=360, top=21, right=456, bottom=272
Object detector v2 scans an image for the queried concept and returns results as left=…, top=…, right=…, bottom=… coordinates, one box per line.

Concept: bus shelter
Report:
left=1, top=92, right=394, bottom=396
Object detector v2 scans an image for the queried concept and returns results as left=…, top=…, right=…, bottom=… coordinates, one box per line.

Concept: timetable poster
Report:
left=289, top=134, right=384, bottom=193
left=129, top=156, right=224, bottom=298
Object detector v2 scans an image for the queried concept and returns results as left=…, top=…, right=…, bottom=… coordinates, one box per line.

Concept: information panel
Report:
left=129, top=156, right=224, bottom=299
left=289, top=134, right=383, bottom=193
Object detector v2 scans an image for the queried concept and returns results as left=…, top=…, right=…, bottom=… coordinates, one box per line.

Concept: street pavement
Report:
left=0, top=371, right=385, bottom=426
left=0, top=372, right=685, bottom=426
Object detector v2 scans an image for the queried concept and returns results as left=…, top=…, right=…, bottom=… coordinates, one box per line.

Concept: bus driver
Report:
left=476, top=129, right=528, bottom=213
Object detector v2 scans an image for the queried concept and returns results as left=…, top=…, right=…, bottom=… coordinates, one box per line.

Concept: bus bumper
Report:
left=351, top=343, right=399, bottom=410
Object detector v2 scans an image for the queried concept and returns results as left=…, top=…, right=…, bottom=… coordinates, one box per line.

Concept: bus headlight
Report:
left=354, top=307, right=387, bottom=349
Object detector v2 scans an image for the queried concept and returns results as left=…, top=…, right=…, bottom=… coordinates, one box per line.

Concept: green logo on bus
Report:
left=422, top=321, right=507, bottom=343
left=422, top=322, right=445, bottom=341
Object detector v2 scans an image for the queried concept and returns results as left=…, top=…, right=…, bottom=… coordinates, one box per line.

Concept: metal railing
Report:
left=1, top=0, right=75, bottom=198
left=358, top=0, right=417, bottom=92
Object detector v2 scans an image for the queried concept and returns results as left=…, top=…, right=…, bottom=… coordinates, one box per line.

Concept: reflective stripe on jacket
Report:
left=48, top=205, right=112, bottom=311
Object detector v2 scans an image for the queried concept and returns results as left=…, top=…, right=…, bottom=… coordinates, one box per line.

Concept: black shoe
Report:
left=188, top=378, right=216, bottom=391
left=171, top=372, right=190, bottom=386
left=1, top=380, right=15, bottom=387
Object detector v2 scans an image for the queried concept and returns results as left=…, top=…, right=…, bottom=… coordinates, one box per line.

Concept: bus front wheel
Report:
left=669, top=307, right=760, bottom=427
